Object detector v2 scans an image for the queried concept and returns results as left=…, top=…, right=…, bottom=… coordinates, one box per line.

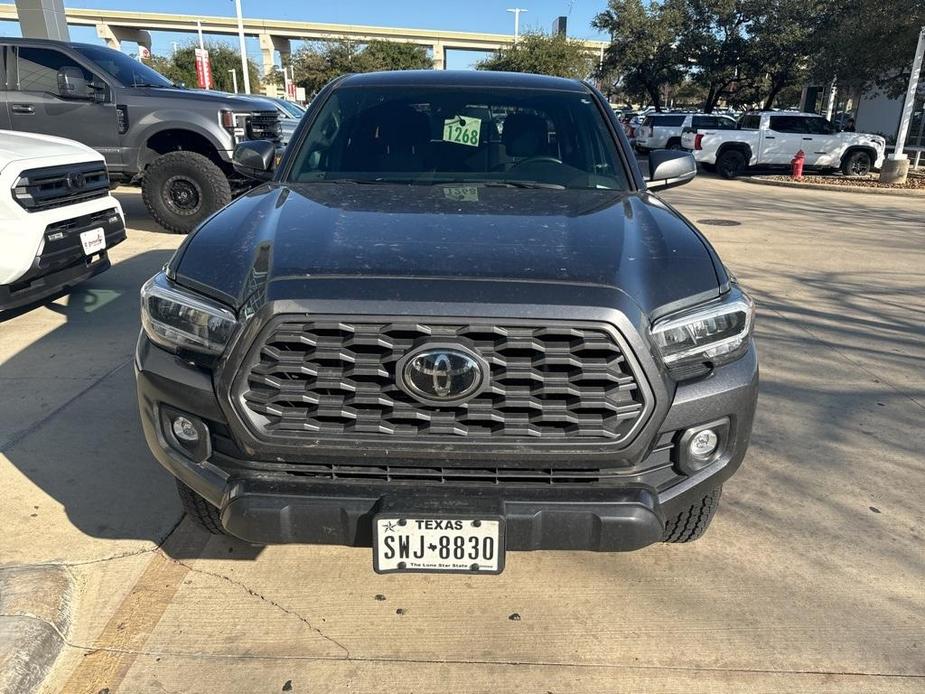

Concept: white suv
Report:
left=636, top=113, right=738, bottom=152
left=0, top=131, right=125, bottom=311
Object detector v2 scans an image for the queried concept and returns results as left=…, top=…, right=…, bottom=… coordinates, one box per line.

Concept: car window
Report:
left=289, top=86, right=630, bottom=190
left=653, top=115, right=685, bottom=127
left=738, top=114, right=760, bottom=130
left=804, top=117, right=836, bottom=135
left=72, top=44, right=172, bottom=87
left=16, top=47, right=92, bottom=94
left=769, top=116, right=810, bottom=134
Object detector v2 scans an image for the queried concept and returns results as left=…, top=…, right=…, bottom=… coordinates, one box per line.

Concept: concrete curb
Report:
left=740, top=175, right=925, bottom=197
left=0, top=565, right=73, bottom=694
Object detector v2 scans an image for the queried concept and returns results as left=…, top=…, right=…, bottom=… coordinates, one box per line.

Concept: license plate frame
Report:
left=79, top=227, right=106, bottom=256
left=373, top=514, right=505, bottom=575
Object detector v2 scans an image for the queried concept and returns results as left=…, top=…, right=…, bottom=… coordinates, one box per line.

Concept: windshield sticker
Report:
left=443, top=115, right=481, bottom=147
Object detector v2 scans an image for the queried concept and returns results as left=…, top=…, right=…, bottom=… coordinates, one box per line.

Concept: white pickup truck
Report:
left=0, top=131, right=125, bottom=311
left=685, top=111, right=886, bottom=179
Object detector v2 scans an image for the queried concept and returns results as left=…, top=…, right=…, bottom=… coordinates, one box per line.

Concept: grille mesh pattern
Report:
left=241, top=320, right=647, bottom=442
left=246, top=111, right=282, bottom=142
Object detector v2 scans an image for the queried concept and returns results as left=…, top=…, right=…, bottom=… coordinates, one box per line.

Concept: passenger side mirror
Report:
left=57, top=67, right=94, bottom=100
left=647, top=150, right=697, bottom=190
left=233, top=140, right=278, bottom=181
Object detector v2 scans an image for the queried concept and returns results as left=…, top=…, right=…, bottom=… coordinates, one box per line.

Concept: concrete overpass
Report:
left=0, top=4, right=607, bottom=95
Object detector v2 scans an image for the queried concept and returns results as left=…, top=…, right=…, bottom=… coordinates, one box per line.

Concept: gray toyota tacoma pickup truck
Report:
left=0, top=38, right=281, bottom=233
left=136, top=71, right=758, bottom=574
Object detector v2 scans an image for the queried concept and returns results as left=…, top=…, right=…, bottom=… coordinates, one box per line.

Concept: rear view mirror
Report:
left=233, top=140, right=278, bottom=181
left=648, top=150, right=697, bottom=190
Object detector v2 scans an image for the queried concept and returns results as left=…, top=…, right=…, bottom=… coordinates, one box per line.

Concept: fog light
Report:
left=689, top=429, right=719, bottom=459
left=172, top=416, right=200, bottom=443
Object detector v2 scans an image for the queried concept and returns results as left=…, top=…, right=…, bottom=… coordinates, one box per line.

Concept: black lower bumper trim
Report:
left=0, top=226, right=126, bottom=312
left=220, top=480, right=664, bottom=551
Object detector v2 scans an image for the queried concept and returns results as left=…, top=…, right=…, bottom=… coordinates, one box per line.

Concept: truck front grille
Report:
left=239, top=319, right=649, bottom=445
left=246, top=111, right=282, bottom=142
left=13, top=162, right=109, bottom=211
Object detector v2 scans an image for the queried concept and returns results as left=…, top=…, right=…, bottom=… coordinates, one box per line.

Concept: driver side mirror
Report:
left=233, top=140, right=278, bottom=181
left=647, top=150, right=697, bottom=190
left=57, top=66, right=104, bottom=101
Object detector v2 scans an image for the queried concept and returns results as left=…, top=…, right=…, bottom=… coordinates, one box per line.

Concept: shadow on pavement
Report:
left=0, top=249, right=261, bottom=560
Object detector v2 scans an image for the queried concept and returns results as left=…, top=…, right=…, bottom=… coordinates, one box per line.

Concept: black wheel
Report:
left=716, top=149, right=746, bottom=179
left=142, top=151, right=232, bottom=234
left=662, top=486, right=722, bottom=543
left=666, top=138, right=683, bottom=150
left=176, top=479, right=227, bottom=535
left=841, top=150, right=872, bottom=177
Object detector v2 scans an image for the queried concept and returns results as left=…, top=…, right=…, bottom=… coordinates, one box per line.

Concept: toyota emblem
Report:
left=397, top=344, right=489, bottom=405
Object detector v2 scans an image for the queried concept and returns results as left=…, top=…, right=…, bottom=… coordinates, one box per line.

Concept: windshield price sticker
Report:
left=443, top=115, right=481, bottom=148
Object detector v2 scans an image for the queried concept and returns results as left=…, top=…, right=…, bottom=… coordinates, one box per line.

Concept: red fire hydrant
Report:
left=791, top=150, right=805, bottom=180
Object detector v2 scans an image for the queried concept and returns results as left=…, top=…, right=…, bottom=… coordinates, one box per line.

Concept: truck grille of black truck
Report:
left=13, top=162, right=109, bottom=211
left=239, top=319, right=649, bottom=444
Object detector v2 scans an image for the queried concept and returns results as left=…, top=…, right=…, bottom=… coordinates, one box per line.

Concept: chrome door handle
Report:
left=11, top=104, right=34, bottom=114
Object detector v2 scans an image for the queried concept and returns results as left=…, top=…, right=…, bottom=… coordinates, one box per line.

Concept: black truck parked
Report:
left=0, top=39, right=280, bottom=233
left=136, top=71, right=758, bottom=574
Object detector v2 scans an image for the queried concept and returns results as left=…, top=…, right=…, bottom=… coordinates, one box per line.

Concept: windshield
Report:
left=73, top=45, right=174, bottom=88
left=288, top=86, right=629, bottom=190
left=277, top=99, right=305, bottom=118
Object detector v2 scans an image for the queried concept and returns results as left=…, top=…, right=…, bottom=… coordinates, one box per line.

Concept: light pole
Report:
left=234, top=0, right=251, bottom=94
left=228, top=68, right=238, bottom=93
left=506, top=8, right=527, bottom=42
left=881, top=25, right=925, bottom=184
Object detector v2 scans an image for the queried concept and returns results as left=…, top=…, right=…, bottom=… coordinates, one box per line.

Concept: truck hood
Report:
left=173, top=183, right=724, bottom=316
left=126, top=87, right=278, bottom=112
left=0, top=129, right=99, bottom=166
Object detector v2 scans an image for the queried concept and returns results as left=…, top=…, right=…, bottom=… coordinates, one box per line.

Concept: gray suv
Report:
left=0, top=39, right=281, bottom=232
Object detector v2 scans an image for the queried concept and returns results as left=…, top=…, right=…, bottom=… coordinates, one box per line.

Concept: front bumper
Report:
left=1, top=208, right=126, bottom=311
left=135, top=327, right=758, bottom=551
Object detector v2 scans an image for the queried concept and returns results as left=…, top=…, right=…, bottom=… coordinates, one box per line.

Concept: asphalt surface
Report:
left=0, top=178, right=923, bottom=693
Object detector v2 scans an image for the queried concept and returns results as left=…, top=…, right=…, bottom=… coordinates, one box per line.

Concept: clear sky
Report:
left=0, top=1, right=609, bottom=71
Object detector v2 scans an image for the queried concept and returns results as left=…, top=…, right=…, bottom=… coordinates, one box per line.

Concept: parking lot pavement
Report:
left=1, top=182, right=922, bottom=693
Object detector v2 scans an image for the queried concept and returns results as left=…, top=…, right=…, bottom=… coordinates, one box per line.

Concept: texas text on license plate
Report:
left=373, top=515, right=504, bottom=574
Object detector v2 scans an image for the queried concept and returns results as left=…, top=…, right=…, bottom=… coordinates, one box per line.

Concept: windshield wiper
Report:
left=476, top=180, right=567, bottom=190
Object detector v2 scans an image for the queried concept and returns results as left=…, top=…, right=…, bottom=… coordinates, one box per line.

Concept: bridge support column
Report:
left=432, top=41, right=446, bottom=70
left=96, top=23, right=152, bottom=53
left=259, top=33, right=291, bottom=97
left=14, top=0, right=69, bottom=41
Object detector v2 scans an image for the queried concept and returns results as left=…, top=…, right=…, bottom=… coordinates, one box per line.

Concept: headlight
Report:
left=141, top=274, right=238, bottom=355
left=651, top=291, right=754, bottom=370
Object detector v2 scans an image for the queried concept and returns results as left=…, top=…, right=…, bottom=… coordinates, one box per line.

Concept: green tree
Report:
left=290, top=39, right=432, bottom=96
left=813, top=0, right=925, bottom=97
left=475, top=32, right=594, bottom=79
left=593, top=0, right=687, bottom=111
left=679, top=0, right=750, bottom=112
left=143, top=42, right=261, bottom=93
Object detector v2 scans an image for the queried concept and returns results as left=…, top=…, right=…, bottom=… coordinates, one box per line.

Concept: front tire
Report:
left=716, top=149, right=746, bottom=179
left=662, top=486, right=722, bottom=543
left=841, top=150, right=872, bottom=177
left=142, top=151, right=232, bottom=234
left=176, top=479, right=227, bottom=535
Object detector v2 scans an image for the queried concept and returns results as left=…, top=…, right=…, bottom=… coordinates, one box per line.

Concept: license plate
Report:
left=373, top=515, right=504, bottom=574
left=80, top=227, right=106, bottom=256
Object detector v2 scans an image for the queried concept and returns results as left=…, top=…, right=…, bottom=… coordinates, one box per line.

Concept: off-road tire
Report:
left=841, top=150, right=872, bottom=177
left=662, top=486, right=722, bottom=543
left=716, top=149, right=746, bottom=179
left=142, top=151, right=231, bottom=234
left=176, top=479, right=226, bottom=535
